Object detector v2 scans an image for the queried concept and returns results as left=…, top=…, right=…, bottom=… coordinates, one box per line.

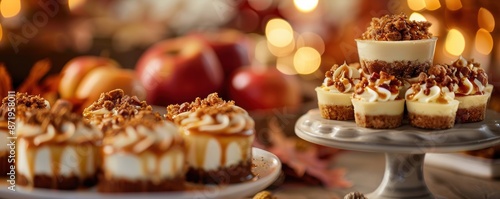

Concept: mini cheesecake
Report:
left=16, top=100, right=101, bottom=190
left=351, top=71, right=404, bottom=129
left=446, top=57, right=491, bottom=123
left=357, top=13, right=436, bottom=79
left=405, top=66, right=459, bottom=129
left=167, top=93, right=255, bottom=184
left=83, top=89, right=152, bottom=133
left=99, top=111, right=185, bottom=192
left=0, top=93, right=50, bottom=177
left=316, top=62, right=361, bottom=120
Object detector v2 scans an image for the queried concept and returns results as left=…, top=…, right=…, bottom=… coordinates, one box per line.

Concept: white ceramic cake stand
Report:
left=295, top=109, right=500, bottom=199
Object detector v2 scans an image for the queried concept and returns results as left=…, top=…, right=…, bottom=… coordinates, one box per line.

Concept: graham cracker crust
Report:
left=98, top=176, right=185, bottom=192
left=17, top=174, right=97, bottom=190
left=408, top=113, right=455, bottom=129
left=319, top=104, right=354, bottom=120
left=360, top=60, right=430, bottom=79
left=456, top=105, right=486, bottom=123
left=354, top=113, right=402, bottom=129
left=186, top=160, right=253, bottom=184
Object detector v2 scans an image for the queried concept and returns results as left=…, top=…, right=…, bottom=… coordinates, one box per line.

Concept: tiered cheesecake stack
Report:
left=316, top=13, right=493, bottom=129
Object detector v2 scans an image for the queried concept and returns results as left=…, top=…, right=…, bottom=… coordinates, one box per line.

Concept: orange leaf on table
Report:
left=0, top=65, right=13, bottom=99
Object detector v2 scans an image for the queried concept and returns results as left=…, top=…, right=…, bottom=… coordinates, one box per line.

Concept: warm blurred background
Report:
left=0, top=0, right=499, bottom=111
left=0, top=0, right=499, bottom=189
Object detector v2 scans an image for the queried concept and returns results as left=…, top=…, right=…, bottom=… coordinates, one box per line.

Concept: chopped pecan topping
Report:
left=361, top=13, right=432, bottom=41
left=165, top=93, right=234, bottom=121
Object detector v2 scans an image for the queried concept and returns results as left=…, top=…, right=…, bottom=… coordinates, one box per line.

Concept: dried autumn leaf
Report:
left=254, top=117, right=351, bottom=188
left=17, top=59, right=51, bottom=94
left=0, top=65, right=13, bottom=99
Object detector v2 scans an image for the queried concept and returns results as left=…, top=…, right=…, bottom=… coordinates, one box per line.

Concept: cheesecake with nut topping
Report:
left=351, top=71, right=404, bottom=129
left=446, top=56, right=492, bottom=123
left=356, top=13, right=436, bottom=79
left=83, top=89, right=152, bottom=133
left=16, top=100, right=101, bottom=190
left=405, top=65, right=459, bottom=129
left=166, top=93, right=255, bottom=184
left=99, top=111, right=185, bottom=192
left=316, top=62, right=361, bottom=120
left=0, top=93, right=50, bottom=177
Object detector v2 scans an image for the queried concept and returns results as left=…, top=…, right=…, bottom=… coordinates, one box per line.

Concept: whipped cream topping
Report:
left=177, top=106, right=254, bottom=134
left=353, top=71, right=402, bottom=102
left=447, top=56, right=488, bottom=95
left=17, top=120, right=102, bottom=145
left=321, top=62, right=361, bottom=93
left=104, top=119, right=181, bottom=154
left=405, top=66, right=458, bottom=104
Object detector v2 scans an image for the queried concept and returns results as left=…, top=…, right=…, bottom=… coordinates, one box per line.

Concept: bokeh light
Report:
left=293, top=0, right=319, bottom=13
left=478, top=8, right=495, bottom=32
left=425, top=0, right=441, bottom=11
left=0, top=0, right=21, bottom=18
left=407, top=0, right=426, bottom=11
left=445, top=29, right=465, bottom=56
left=294, top=47, right=321, bottom=74
left=445, top=0, right=462, bottom=11
left=68, top=0, right=86, bottom=11
left=296, top=32, right=325, bottom=54
left=265, top=18, right=294, bottom=48
left=475, top=29, right=493, bottom=55
left=409, top=12, right=427, bottom=22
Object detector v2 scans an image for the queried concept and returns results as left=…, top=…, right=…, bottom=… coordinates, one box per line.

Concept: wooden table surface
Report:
left=263, top=151, right=500, bottom=199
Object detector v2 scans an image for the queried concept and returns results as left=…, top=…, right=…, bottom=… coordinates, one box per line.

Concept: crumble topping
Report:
left=1, top=92, right=49, bottom=121
left=405, top=65, right=457, bottom=104
left=361, top=13, right=432, bottom=41
left=321, top=62, right=361, bottom=93
left=446, top=56, right=488, bottom=95
left=353, top=71, right=402, bottom=102
left=83, top=89, right=151, bottom=118
left=165, top=93, right=233, bottom=121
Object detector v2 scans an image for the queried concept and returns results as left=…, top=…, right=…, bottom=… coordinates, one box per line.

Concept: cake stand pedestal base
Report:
left=367, top=153, right=434, bottom=199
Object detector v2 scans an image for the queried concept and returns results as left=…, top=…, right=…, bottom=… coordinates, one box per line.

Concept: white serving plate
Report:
left=0, top=148, right=281, bottom=199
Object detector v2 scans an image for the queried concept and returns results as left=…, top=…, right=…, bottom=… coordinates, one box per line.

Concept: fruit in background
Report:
left=194, top=29, right=251, bottom=79
left=76, top=67, right=145, bottom=109
left=59, top=56, right=119, bottom=99
left=136, top=36, right=224, bottom=106
left=58, top=56, right=145, bottom=112
left=229, top=66, right=301, bottom=112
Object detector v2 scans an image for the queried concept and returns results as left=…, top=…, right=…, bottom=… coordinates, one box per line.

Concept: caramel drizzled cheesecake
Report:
left=83, top=89, right=152, bottom=133
left=316, top=62, right=361, bottom=120
left=166, top=93, right=255, bottom=184
left=445, top=56, right=491, bottom=123
left=356, top=13, right=436, bottom=79
left=0, top=93, right=50, bottom=177
left=405, top=65, right=459, bottom=129
left=351, top=71, right=404, bottom=129
left=16, top=100, right=102, bottom=189
left=99, top=111, right=185, bottom=192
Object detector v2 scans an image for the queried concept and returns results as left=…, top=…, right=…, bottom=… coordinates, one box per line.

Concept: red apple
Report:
left=59, top=56, right=119, bottom=99
left=229, top=66, right=301, bottom=112
left=76, top=67, right=145, bottom=109
left=193, top=29, right=251, bottom=79
left=136, top=36, right=223, bottom=106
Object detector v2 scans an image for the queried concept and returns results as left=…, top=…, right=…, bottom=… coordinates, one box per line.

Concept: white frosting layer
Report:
left=103, top=148, right=184, bottom=180
left=351, top=99, right=405, bottom=115
left=315, top=87, right=352, bottom=106
left=110, top=121, right=180, bottom=153
left=16, top=121, right=101, bottom=145
left=320, top=63, right=360, bottom=93
left=405, top=84, right=456, bottom=104
left=406, top=100, right=459, bottom=116
left=356, top=38, right=437, bottom=62
left=178, top=106, right=254, bottom=134
left=184, top=133, right=254, bottom=170
left=17, top=138, right=97, bottom=180
left=353, top=81, right=400, bottom=103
